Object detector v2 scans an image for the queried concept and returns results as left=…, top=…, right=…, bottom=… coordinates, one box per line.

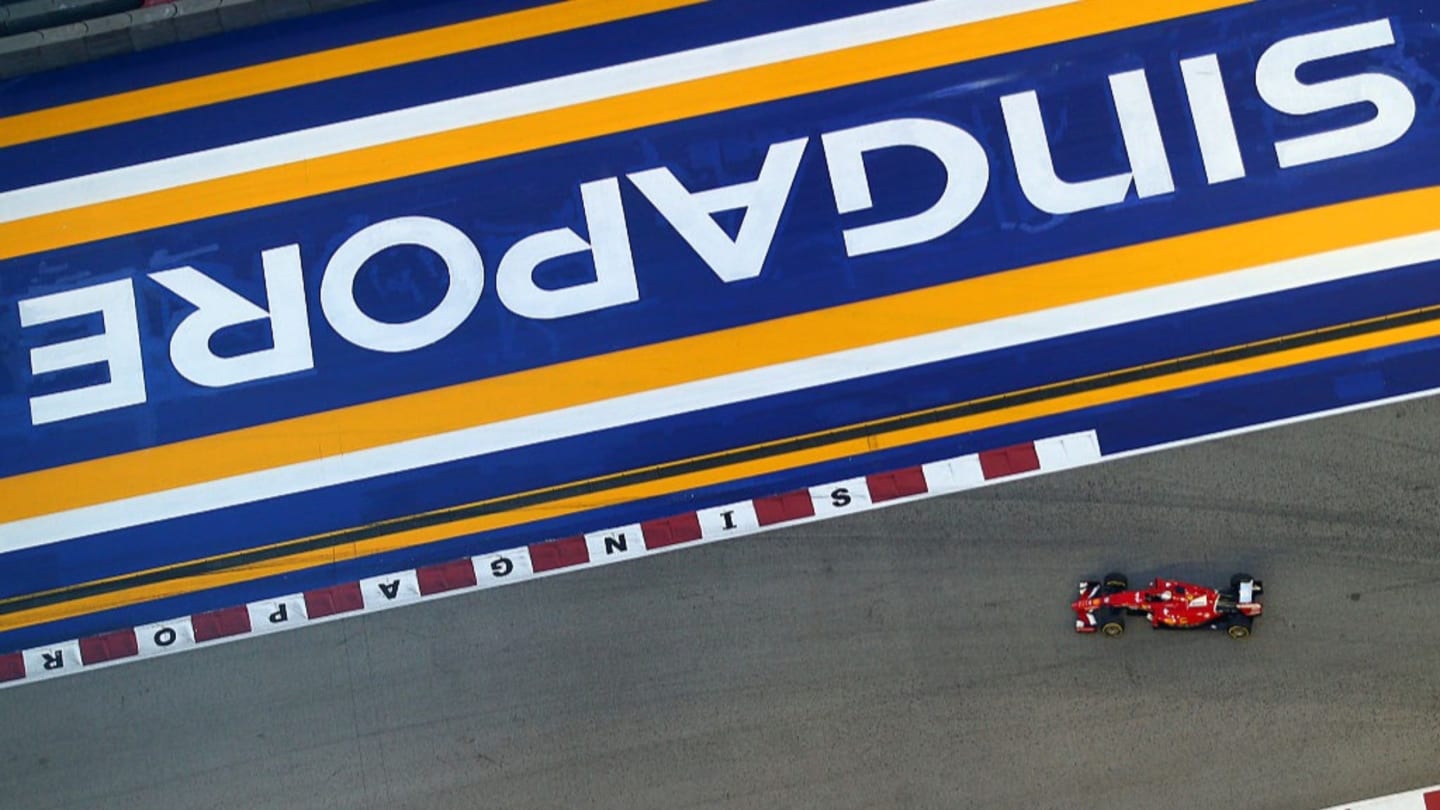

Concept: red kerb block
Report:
left=0, top=652, right=24, bottom=683
left=191, top=605, right=253, bottom=643
left=1423, top=789, right=1440, bottom=810
left=529, top=536, right=589, bottom=573
left=753, top=491, right=816, bottom=526
left=79, top=629, right=139, bottom=665
left=866, top=466, right=928, bottom=502
left=416, top=559, right=478, bottom=595
left=978, top=442, right=1041, bottom=479
left=304, top=582, right=365, bottom=619
left=642, top=513, right=703, bottom=549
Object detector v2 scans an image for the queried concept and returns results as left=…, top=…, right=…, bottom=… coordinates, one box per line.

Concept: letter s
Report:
left=1257, top=19, right=1415, bottom=168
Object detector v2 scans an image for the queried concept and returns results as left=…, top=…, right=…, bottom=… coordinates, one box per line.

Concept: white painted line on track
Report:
left=5, top=231, right=1438, bottom=552
left=1318, top=784, right=1440, bottom=810
left=9, top=377, right=1440, bottom=692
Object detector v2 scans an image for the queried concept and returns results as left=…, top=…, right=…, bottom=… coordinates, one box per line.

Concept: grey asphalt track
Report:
left=2, top=398, right=1439, bottom=810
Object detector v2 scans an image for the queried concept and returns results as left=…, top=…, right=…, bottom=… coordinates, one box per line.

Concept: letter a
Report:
left=629, top=138, right=806, bottom=282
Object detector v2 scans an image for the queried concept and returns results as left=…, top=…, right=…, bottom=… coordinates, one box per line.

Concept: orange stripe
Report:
left=0, top=0, right=704, bottom=149
left=0, top=0, right=1251, bottom=263
left=1, top=183, right=1434, bottom=525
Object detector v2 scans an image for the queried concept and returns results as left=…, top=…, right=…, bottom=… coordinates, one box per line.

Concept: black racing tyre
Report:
left=1226, top=614, right=1254, bottom=639
left=1100, top=619, right=1125, bottom=637
left=1102, top=572, right=1128, bottom=592
left=1231, top=573, right=1263, bottom=593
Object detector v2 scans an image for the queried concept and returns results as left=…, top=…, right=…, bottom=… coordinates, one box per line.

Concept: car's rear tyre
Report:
left=1226, top=573, right=1261, bottom=593
left=1103, top=572, right=1128, bottom=592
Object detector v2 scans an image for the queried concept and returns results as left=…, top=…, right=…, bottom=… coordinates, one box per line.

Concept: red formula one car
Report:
left=1072, top=573, right=1264, bottom=638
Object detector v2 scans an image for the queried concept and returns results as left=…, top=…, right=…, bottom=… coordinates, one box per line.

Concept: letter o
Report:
left=153, top=627, right=177, bottom=647
left=320, top=216, right=484, bottom=353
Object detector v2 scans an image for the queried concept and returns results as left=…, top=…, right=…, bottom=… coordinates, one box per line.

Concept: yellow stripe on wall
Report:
left=0, top=0, right=704, bottom=149
left=1, top=184, right=1434, bottom=525
left=0, top=0, right=1249, bottom=262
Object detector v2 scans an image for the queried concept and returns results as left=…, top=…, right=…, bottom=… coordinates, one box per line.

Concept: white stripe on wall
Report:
left=0, top=0, right=1070, bottom=223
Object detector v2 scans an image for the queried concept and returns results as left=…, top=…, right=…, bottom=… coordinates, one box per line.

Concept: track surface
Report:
left=3, top=400, right=1439, bottom=810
